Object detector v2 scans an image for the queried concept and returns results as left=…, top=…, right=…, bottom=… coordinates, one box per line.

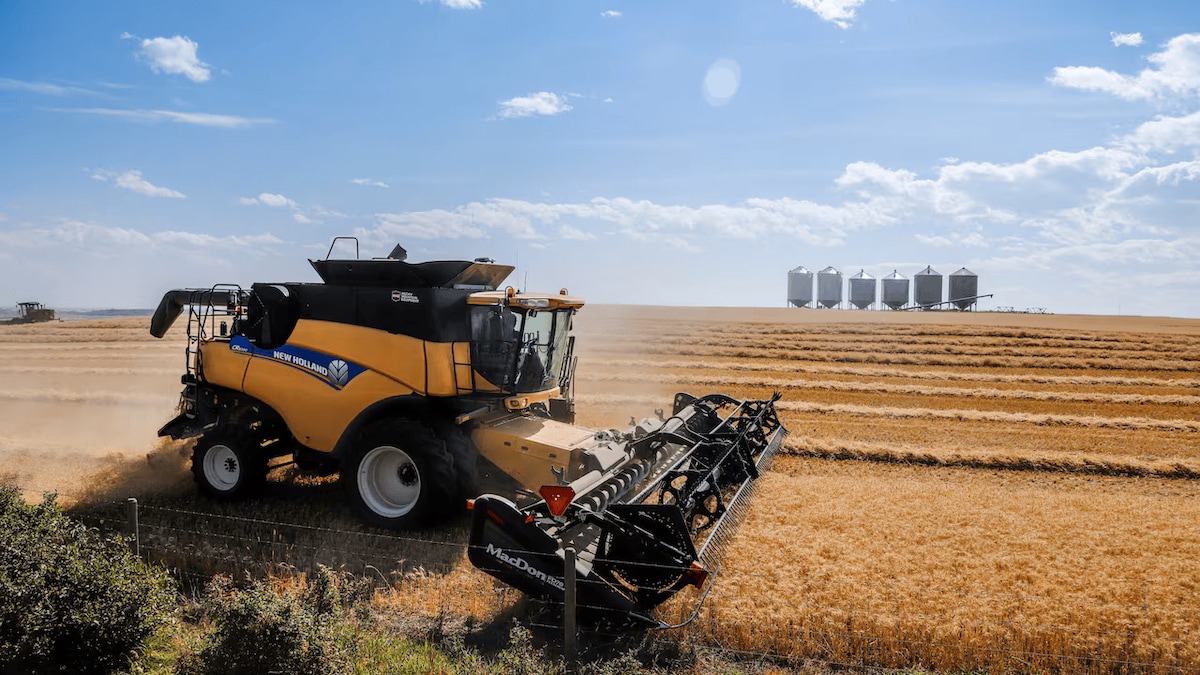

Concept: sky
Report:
left=1, top=1, right=1199, bottom=317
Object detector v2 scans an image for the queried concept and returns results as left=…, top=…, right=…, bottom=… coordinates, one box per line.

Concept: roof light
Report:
left=538, top=484, right=575, bottom=517
left=559, top=288, right=568, bottom=295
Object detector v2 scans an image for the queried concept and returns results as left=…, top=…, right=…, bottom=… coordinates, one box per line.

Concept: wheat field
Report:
left=573, top=306, right=1200, bottom=671
left=2, top=308, right=1198, bottom=672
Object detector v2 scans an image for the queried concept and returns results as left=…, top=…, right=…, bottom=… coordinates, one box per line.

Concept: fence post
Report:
left=564, top=546, right=577, bottom=673
left=125, top=498, right=139, bottom=558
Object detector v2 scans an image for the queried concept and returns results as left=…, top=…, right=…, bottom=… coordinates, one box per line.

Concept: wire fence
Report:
left=9, top=482, right=1200, bottom=673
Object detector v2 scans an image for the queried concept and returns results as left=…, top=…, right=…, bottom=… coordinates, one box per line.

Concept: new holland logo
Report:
left=328, top=359, right=350, bottom=387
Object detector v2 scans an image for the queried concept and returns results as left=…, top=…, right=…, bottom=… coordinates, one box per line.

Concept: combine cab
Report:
left=149, top=237, right=786, bottom=624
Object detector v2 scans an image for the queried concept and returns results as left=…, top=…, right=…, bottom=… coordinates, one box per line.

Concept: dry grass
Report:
left=7, top=308, right=1200, bottom=672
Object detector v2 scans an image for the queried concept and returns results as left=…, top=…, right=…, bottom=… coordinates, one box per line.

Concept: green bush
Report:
left=177, top=569, right=353, bottom=675
left=0, top=487, right=173, bottom=674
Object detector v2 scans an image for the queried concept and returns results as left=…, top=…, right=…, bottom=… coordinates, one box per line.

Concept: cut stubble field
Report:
left=2, top=307, right=1198, bottom=672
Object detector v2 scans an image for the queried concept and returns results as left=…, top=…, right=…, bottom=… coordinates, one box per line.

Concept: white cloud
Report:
left=788, top=0, right=867, bottom=29
left=560, top=225, right=596, bottom=241
left=60, top=107, right=273, bottom=128
left=0, top=78, right=94, bottom=96
left=0, top=220, right=281, bottom=253
left=241, top=192, right=295, bottom=208
left=916, top=231, right=987, bottom=248
left=1050, top=33, right=1200, bottom=100
left=312, top=206, right=349, bottom=219
left=136, top=35, right=211, bottom=83
left=241, top=192, right=325, bottom=224
left=92, top=170, right=185, bottom=199
left=1111, top=32, right=1144, bottom=47
left=368, top=193, right=892, bottom=248
left=497, top=92, right=572, bottom=119
left=259, top=193, right=294, bottom=207
left=601, top=10, right=621, bottom=18
left=421, top=0, right=482, bottom=8
left=1119, top=109, right=1200, bottom=153
left=351, top=178, right=389, bottom=188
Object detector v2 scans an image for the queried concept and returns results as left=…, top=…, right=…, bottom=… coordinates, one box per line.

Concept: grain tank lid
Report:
left=308, top=258, right=515, bottom=289
left=916, top=265, right=940, bottom=276
left=884, top=270, right=906, bottom=280
left=851, top=269, right=874, bottom=279
left=818, top=266, right=841, bottom=275
left=951, top=267, right=976, bottom=276
left=788, top=265, right=811, bottom=274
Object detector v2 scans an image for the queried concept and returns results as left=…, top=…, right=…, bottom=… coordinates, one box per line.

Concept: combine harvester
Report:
left=149, top=238, right=786, bottom=625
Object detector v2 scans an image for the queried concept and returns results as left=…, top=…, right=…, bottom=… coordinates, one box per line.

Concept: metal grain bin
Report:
left=787, top=266, right=814, bottom=308
left=949, top=267, right=979, bottom=310
left=881, top=270, right=909, bottom=310
left=817, top=266, right=843, bottom=308
left=848, top=270, right=876, bottom=310
left=914, top=265, right=943, bottom=309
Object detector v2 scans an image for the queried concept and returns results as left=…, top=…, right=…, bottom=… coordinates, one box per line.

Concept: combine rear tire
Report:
left=343, top=420, right=454, bottom=529
left=192, top=429, right=267, bottom=500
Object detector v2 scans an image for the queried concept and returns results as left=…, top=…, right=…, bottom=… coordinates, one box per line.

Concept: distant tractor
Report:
left=4, top=302, right=56, bottom=324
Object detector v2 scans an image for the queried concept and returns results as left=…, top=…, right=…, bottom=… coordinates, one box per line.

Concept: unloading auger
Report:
left=468, top=391, right=785, bottom=626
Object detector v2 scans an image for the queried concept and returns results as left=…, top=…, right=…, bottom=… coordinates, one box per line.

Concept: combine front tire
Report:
left=343, top=420, right=454, bottom=529
left=191, top=429, right=268, bottom=500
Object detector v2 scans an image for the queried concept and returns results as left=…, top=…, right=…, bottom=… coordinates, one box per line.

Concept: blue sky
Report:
left=1, top=1, right=1199, bottom=316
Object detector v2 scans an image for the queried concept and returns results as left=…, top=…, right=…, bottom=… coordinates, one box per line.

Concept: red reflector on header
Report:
left=686, top=561, right=709, bottom=589
left=538, top=484, right=575, bottom=517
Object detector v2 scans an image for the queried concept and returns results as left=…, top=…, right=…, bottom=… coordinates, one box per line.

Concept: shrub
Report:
left=0, top=486, right=173, bottom=674
left=177, top=569, right=353, bottom=675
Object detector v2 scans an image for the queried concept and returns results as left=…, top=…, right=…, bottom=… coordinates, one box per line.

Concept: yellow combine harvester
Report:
left=150, top=237, right=785, bottom=624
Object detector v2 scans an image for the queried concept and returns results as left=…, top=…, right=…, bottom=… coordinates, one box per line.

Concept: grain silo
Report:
left=848, top=270, right=876, bottom=310
left=816, top=266, right=843, bottom=308
left=787, top=266, right=814, bottom=308
left=881, top=271, right=909, bottom=310
left=914, top=265, right=943, bottom=309
left=949, top=267, right=979, bottom=310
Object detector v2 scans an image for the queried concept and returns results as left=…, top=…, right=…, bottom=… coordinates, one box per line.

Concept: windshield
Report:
left=469, top=305, right=573, bottom=394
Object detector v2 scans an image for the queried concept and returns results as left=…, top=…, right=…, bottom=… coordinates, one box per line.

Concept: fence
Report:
left=10, top=483, right=1200, bottom=673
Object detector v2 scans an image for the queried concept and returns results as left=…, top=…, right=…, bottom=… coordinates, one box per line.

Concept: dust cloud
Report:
left=0, top=317, right=189, bottom=502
